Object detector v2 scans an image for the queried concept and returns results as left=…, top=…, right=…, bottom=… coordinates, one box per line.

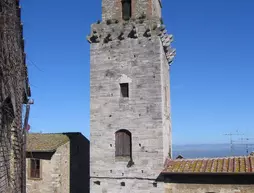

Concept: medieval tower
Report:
left=88, top=0, right=175, bottom=192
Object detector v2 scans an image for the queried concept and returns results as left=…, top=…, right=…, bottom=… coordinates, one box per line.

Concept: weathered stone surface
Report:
left=91, top=178, right=164, bottom=193
left=89, top=1, right=173, bottom=192
left=0, top=0, right=29, bottom=192
left=101, top=0, right=162, bottom=22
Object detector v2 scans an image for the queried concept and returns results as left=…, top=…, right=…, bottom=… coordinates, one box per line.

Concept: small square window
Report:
left=120, top=83, right=129, bottom=98
left=30, top=159, right=41, bottom=179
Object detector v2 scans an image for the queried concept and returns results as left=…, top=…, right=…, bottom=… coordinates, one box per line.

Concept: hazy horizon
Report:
left=173, top=143, right=253, bottom=159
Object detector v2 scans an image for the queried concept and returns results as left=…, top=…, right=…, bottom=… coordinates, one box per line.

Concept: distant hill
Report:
left=172, top=144, right=252, bottom=159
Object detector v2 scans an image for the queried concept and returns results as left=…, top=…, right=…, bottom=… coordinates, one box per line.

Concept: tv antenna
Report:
left=238, top=137, right=254, bottom=155
left=224, top=130, right=244, bottom=156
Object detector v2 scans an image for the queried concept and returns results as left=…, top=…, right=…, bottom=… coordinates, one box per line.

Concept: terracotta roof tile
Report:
left=222, top=158, right=229, bottom=172
left=194, top=160, right=202, bottom=172
left=200, top=160, right=207, bottom=172
left=172, top=161, right=181, bottom=172
left=178, top=160, right=186, bottom=172
left=234, top=157, right=240, bottom=173
left=228, top=158, right=234, bottom=172
left=245, top=157, right=251, bottom=172
left=205, top=159, right=213, bottom=172
left=186, top=160, right=196, bottom=172
left=183, top=161, right=191, bottom=172
left=217, top=159, right=223, bottom=172
left=239, top=157, right=245, bottom=173
left=211, top=159, right=218, bottom=172
left=164, top=156, right=254, bottom=174
left=251, top=157, right=254, bottom=172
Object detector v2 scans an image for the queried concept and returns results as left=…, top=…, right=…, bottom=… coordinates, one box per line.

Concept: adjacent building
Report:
left=26, top=133, right=90, bottom=193
left=0, top=0, right=31, bottom=192
left=162, top=155, right=254, bottom=193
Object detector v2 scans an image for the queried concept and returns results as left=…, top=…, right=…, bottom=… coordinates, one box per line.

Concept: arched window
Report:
left=115, top=130, right=132, bottom=157
left=122, top=0, right=132, bottom=20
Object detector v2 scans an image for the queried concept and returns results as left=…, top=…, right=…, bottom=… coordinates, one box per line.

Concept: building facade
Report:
left=26, top=133, right=90, bottom=193
left=88, top=0, right=175, bottom=192
left=0, top=0, right=30, bottom=192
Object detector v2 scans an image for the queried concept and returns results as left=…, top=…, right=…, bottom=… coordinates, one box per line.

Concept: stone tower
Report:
left=88, top=0, right=175, bottom=192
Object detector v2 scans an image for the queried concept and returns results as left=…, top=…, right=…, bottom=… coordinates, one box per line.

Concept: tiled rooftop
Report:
left=26, top=133, right=70, bottom=152
left=163, top=156, right=254, bottom=174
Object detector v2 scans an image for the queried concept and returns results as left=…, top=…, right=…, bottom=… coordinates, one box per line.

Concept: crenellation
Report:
left=87, top=21, right=175, bottom=65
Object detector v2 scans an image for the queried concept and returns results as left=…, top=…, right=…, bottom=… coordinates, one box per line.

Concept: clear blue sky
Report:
left=21, top=0, right=254, bottom=145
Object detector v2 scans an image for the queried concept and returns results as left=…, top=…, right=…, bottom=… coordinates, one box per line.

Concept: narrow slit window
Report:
left=120, top=83, right=129, bottom=98
left=30, top=159, right=41, bottom=179
left=122, top=0, right=132, bottom=20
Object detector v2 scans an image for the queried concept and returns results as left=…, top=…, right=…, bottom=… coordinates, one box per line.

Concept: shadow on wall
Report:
left=157, top=174, right=254, bottom=185
left=26, top=152, right=54, bottom=160
left=64, top=133, right=90, bottom=193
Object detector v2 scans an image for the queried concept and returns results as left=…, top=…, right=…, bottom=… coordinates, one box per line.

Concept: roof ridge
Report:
left=169, top=155, right=252, bottom=161
left=28, top=132, right=81, bottom=135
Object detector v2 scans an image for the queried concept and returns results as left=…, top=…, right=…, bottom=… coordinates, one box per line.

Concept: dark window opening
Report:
left=30, top=159, right=40, bottom=179
left=0, top=1, right=2, bottom=12
left=2, top=97, right=14, bottom=125
left=94, top=181, right=101, bottom=185
left=115, top=130, right=132, bottom=158
left=120, top=83, right=129, bottom=98
left=122, top=0, right=132, bottom=20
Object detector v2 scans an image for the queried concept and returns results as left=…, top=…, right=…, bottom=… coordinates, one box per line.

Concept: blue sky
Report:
left=21, top=0, right=254, bottom=145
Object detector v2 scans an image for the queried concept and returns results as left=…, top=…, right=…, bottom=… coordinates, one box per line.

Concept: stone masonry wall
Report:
left=102, top=0, right=162, bottom=21
left=90, top=20, right=164, bottom=178
left=89, top=0, right=175, bottom=192
left=0, top=109, right=11, bottom=192
left=0, top=0, right=29, bottom=192
left=26, top=142, right=70, bottom=193
left=152, top=0, right=161, bottom=19
left=165, top=183, right=254, bottom=193
left=91, top=178, right=165, bottom=193
left=161, top=41, right=172, bottom=159
left=89, top=18, right=174, bottom=192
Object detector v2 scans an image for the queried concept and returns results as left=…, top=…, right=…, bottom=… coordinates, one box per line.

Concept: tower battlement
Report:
left=87, top=21, right=175, bottom=64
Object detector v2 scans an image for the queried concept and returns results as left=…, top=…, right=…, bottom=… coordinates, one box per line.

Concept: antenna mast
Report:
left=224, top=130, right=244, bottom=156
